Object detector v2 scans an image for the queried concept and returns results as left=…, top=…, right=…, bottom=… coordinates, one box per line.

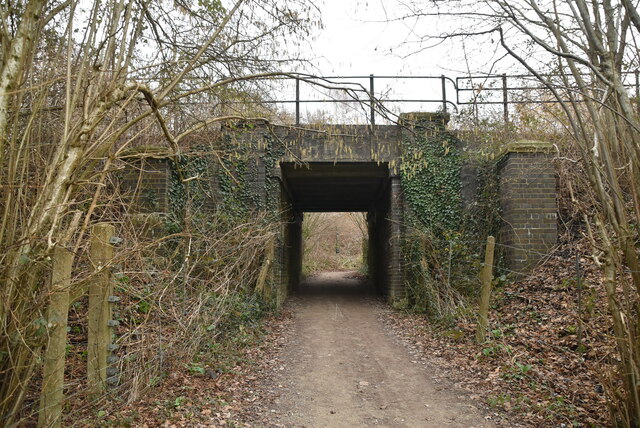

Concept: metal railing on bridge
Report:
left=217, top=74, right=458, bottom=126
left=215, top=71, right=640, bottom=126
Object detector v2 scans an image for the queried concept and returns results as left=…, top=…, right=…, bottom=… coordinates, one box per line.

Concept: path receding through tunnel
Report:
left=260, top=271, right=493, bottom=427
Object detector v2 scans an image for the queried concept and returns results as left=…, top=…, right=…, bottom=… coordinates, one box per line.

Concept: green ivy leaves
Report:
left=401, top=132, right=462, bottom=232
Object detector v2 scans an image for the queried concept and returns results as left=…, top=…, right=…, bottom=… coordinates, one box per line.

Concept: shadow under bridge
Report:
left=279, top=161, right=404, bottom=300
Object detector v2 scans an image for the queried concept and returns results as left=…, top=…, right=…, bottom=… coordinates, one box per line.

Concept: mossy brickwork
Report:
left=119, top=118, right=558, bottom=305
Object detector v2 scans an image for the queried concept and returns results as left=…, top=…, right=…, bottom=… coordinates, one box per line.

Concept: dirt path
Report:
left=256, top=272, right=494, bottom=428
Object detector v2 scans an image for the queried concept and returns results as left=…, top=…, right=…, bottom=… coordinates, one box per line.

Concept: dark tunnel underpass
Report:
left=279, top=162, right=398, bottom=298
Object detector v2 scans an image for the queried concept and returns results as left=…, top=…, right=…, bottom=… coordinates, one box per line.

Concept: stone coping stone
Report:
left=398, top=112, right=450, bottom=127
left=502, top=140, right=555, bottom=155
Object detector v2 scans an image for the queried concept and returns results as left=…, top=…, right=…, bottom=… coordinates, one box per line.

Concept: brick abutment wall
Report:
left=120, top=158, right=172, bottom=213
left=498, top=142, right=558, bottom=272
left=121, top=121, right=558, bottom=302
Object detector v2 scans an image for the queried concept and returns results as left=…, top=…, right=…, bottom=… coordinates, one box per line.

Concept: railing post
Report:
left=502, top=74, right=509, bottom=123
left=295, top=78, right=300, bottom=126
left=37, top=247, right=73, bottom=428
left=88, top=223, right=115, bottom=399
left=441, top=75, right=447, bottom=113
left=369, top=74, right=375, bottom=127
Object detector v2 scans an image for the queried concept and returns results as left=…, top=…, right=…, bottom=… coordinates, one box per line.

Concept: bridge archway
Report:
left=279, top=162, right=403, bottom=298
left=121, top=114, right=559, bottom=307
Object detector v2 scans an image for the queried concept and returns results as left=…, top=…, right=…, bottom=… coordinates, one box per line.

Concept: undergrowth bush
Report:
left=13, top=147, right=284, bottom=425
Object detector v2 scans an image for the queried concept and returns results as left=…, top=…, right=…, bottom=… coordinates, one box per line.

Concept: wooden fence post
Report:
left=88, top=223, right=114, bottom=398
left=476, top=236, right=496, bottom=344
left=37, top=247, right=73, bottom=428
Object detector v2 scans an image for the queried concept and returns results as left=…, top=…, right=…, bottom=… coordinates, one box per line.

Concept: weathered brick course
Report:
left=120, top=158, right=170, bottom=213
left=498, top=142, right=557, bottom=272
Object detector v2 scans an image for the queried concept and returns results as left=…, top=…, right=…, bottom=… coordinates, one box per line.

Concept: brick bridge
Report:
left=124, top=113, right=557, bottom=302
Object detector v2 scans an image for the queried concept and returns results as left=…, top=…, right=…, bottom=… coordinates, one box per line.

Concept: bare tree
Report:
left=395, top=0, right=640, bottom=425
left=0, top=0, right=322, bottom=424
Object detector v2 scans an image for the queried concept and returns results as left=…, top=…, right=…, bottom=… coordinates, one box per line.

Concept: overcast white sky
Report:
left=285, top=0, right=502, bottom=120
left=307, top=0, right=424, bottom=75
left=307, top=0, right=500, bottom=76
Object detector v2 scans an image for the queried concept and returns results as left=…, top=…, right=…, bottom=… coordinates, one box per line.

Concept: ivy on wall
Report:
left=216, top=123, right=286, bottom=215
left=398, top=122, right=501, bottom=322
left=400, top=129, right=462, bottom=232
left=218, top=135, right=252, bottom=218
left=169, top=153, right=210, bottom=214
left=165, top=123, right=285, bottom=228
